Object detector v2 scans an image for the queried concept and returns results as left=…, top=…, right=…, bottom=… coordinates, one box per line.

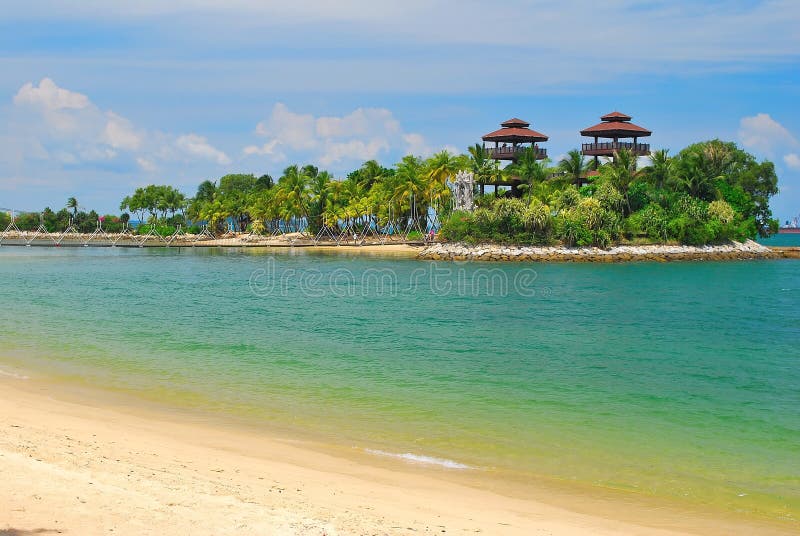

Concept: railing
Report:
left=581, top=142, right=650, bottom=155
left=487, top=146, right=547, bottom=160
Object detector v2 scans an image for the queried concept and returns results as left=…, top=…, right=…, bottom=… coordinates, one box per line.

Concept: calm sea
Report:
left=760, top=232, right=800, bottom=247
left=0, top=247, right=798, bottom=522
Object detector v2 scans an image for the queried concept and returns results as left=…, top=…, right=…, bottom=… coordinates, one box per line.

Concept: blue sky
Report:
left=0, top=0, right=799, bottom=222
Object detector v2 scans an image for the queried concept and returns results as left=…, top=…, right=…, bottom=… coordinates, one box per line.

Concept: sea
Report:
left=0, top=245, right=798, bottom=524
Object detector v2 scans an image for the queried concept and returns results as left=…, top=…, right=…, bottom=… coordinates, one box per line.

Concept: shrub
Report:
left=440, top=210, right=475, bottom=242
left=670, top=193, right=708, bottom=221
left=594, top=182, right=625, bottom=213
left=15, top=212, right=40, bottom=231
left=708, top=200, right=735, bottom=224
left=633, top=204, right=669, bottom=241
left=627, top=181, right=650, bottom=212
left=551, top=185, right=581, bottom=211
left=555, top=199, right=619, bottom=247
left=522, top=198, right=553, bottom=235
left=136, top=223, right=177, bottom=237
left=555, top=214, right=592, bottom=247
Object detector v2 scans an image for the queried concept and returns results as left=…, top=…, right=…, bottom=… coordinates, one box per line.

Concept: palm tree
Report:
left=558, top=150, right=592, bottom=187
left=66, top=197, right=78, bottom=220
left=392, top=155, right=427, bottom=224
left=643, top=149, right=672, bottom=190
left=275, top=165, right=311, bottom=225
left=507, top=147, right=549, bottom=200
left=308, top=170, right=333, bottom=233
left=425, top=150, right=458, bottom=211
left=468, top=144, right=494, bottom=195
left=600, top=148, right=639, bottom=214
left=353, top=160, right=386, bottom=191
left=673, top=150, right=718, bottom=200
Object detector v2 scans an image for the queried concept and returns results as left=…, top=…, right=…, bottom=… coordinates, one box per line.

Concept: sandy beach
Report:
left=0, top=375, right=794, bottom=536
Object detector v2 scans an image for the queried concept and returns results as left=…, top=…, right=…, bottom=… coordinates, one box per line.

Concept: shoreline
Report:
left=3, top=234, right=797, bottom=262
left=417, top=239, right=781, bottom=262
left=1, top=371, right=796, bottom=535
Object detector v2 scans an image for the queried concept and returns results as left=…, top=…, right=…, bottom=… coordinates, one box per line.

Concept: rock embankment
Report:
left=418, top=240, right=776, bottom=262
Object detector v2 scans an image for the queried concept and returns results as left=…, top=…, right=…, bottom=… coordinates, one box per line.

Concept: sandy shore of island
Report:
left=1, top=375, right=796, bottom=536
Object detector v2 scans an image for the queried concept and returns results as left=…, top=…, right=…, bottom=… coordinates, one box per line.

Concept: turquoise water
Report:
left=759, top=233, right=800, bottom=247
left=0, top=247, right=798, bottom=521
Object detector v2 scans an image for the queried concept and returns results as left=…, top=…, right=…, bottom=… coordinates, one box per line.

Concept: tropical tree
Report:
left=392, top=155, right=427, bottom=223
left=66, top=197, right=78, bottom=220
left=642, top=149, right=672, bottom=190
left=424, top=150, right=459, bottom=210
left=275, top=165, right=311, bottom=223
left=508, top=147, right=549, bottom=200
left=307, top=170, right=334, bottom=233
left=600, top=148, right=639, bottom=213
left=558, top=149, right=592, bottom=188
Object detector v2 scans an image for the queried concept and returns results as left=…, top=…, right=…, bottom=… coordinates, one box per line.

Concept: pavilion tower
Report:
left=478, top=118, right=549, bottom=196
left=482, top=118, right=548, bottom=162
left=580, top=112, right=651, bottom=165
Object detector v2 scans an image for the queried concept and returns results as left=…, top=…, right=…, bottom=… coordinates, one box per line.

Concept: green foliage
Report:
left=558, top=149, right=592, bottom=188
left=550, top=185, right=581, bottom=211
left=15, top=212, right=39, bottom=231
left=0, top=211, right=10, bottom=230
left=626, top=181, right=650, bottom=212
left=673, top=139, right=778, bottom=236
left=669, top=193, right=708, bottom=221
left=135, top=223, right=177, bottom=236
left=9, top=138, right=781, bottom=247
left=708, top=200, right=735, bottom=224
left=440, top=139, right=778, bottom=246
left=440, top=198, right=554, bottom=245
left=594, top=182, right=625, bottom=212
left=121, top=184, right=187, bottom=224
left=629, top=204, right=669, bottom=241
left=554, top=197, right=620, bottom=247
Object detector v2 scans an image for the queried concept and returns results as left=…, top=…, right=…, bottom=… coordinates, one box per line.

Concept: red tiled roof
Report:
left=482, top=127, right=548, bottom=141
left=601, top=111, right=632, bottom=121
left=581, top=121, right=651, bottom=137
left=501, top=118, right=530, bottom=127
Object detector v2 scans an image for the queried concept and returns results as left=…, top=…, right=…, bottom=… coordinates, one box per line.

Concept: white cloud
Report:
left=13, top=78, right=90, bottom=111
left=103, top=111, right=142, bottom=151
left=175, top=134, right=231, bottom=165
left=319, top=139, right=389, bottom=166
left=784, top=153, right=800, bottom=170
left=402, top=133, right=430, bottom=157
left=255, top=103, right=317, bottom=151
left=7, top=78, right=229, bottom=172
left=738, top=113, right=798, bottom=156
left=243, top=139, right=284, bottom=159
left=246, top=103, right=431, bottom=167
left=136, top=157, right=158, bottom=172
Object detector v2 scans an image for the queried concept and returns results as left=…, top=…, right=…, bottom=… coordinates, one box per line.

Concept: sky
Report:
left=0, top=0, right=799, bottom=222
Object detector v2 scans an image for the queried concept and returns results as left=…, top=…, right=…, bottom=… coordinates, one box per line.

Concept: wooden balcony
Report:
left=581, top=142, right=650, bottom=156
left=487, top=146, right=547, bottom=161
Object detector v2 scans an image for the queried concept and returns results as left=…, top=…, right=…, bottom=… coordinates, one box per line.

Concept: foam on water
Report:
left=365, top=448, right=472, bottom=470
left=0, top=368, right=29, bottom=380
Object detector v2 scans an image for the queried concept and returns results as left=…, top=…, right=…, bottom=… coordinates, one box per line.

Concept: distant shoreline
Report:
left=2, top=234, right=797, bottom=261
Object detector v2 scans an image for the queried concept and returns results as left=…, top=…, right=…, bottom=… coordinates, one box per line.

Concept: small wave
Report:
left=0, top=369, right=29, bottom=380
left=365, top=448, right=471, bottom=470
